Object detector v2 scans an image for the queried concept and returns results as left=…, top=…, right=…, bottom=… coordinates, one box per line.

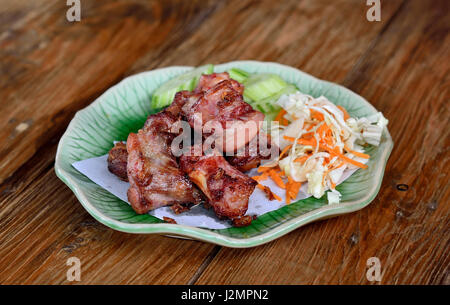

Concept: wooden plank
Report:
left=2, top=0, right=447, bottom=285
left=0, top=160, right=216, bottom=284
left=0, top=0, right=223, bottom=184
left=0, top=0, right=226, bottom=284
left=0, top=0, right=404, bottom=284
left=133, top=0, right=403, bottom=82
left=195, top=0, right=449, bottom=284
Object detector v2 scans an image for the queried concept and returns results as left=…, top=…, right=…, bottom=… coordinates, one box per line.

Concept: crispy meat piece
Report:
left=107, top=142, right=129, bottom=181
left=110, top=72, right=264, bottom=220
left=258, top=184, right=278, bottom=201
left=126, top=111, right=203, bottom=214
left=170, top=202, right=192, bottom=214
left=232, top=215, right=257, bottom=227
left=165, top=90, right=202, bottom=117
left=163, top=216, right=177, bottom=224
left=172, top=73, right=264, bottom=153
left=195, top=72, right=244, bottom=95
left=179, top=146, right=257, bottom=220
left=227, top=131, right=278, bottom=172
left=191, top=80, right=253, bottom=126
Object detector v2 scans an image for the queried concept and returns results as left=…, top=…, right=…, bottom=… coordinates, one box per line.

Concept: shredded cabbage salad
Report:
left=253, top=91, right=388, bottom=205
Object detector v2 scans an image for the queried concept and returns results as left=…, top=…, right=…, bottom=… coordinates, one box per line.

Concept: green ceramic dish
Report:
left=55, top=61, right=393, bottom=248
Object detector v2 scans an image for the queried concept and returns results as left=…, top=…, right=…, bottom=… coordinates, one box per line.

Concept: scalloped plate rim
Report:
left=55, top=60, right=393, bottom=248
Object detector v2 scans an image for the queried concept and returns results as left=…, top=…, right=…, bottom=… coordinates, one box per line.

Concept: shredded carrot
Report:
left=330, top=160, right=344, bottom=170
left=344, top=145, right=370, bottom=159
left=316, top=123, right=330, bottom=136
left=283, top=136, right=317, bottom=147
left=310, top=109, right=324, bottom=121
left=285, top=192, right=291, bottom=204
left=327, top=161, right=343, bottom=190
left=279, top=144, right=292, bottom=159
left=283, top=135, right=298, bottom=142
left=301, top=142, right=364, bottom=169
left=337, top=105, right=350, bottom=121
left=291, top=181, right=302, bottom=198
left=283, top=135, right=368, bottom=169
left=331, top=145, right=342, bottom=155
left=305, top=123, right=314, bottom=131
left=269, top=169, right=286, bottom=189
left=285, top=177, right=292, bottom=204
left=323, top=134, right=334, bottom=146
left=322, top=159, right=346, bottom=187
left=274, top=109, right=285, bottom=122
left=274, top=109, right=289, bottom=126
left=300, top=136, right=311, bottom=143
left=257, top=165, right=275, bottom=173
left=294, top=155, right=309, bottom=164
left=300, top=132, right=314, bottom=139
left=330, top=151, right=368, bottom=169
left=286, top=176, right=302, bottom=203
left=252, top=171, right=269, bottom=182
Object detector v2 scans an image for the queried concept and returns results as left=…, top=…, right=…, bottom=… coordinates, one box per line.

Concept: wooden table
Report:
left=0, top=0, right=448, bottom=285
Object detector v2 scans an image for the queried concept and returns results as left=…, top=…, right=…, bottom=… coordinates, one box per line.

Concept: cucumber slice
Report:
left=252, top=85, right=298, bottom=119
left=151, top=64, right=214, bottom=109
left=243, top=73, right=289, bottom=102
left=228, top=68, right=250, bottom=83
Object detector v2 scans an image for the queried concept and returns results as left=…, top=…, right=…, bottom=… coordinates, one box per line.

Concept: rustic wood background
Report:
left=0, top=0, right=448, bottom=285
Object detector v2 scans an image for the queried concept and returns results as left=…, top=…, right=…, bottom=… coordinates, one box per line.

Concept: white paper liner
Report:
left=72, top=154, right=366, bottom=229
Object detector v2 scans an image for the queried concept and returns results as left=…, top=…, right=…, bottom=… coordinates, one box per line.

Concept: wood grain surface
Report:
left=0, top=0, right=448, bottom=285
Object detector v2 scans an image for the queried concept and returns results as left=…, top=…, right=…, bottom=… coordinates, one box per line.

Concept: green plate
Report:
left=55, top=61, right=393, bottom=248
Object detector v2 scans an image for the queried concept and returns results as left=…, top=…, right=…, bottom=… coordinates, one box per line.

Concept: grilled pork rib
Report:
left=227, top=131, right=278, bottom=172
left=107, top=142, right=129, bottom=181
left=170, top=72, right=265, bottom=153
left=195, top=72, right=244, bottom=95
left=179, top=146, right=257, bottom=220
left=126, top=112, right=202, bottom=214
left=108, top=72, right=263, bottom=222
